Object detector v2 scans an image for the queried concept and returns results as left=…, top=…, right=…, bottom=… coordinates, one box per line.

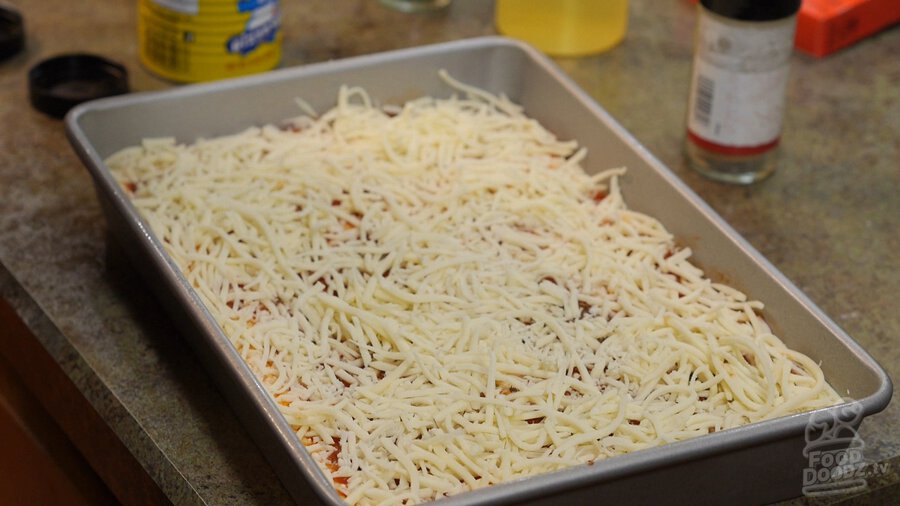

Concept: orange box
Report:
left=688, top=0, right=900, bottom=57
left=795, top=0, right=900, bottom=57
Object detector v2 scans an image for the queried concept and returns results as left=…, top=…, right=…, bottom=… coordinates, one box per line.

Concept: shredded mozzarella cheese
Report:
left=107, top=72, right=841, bottom=505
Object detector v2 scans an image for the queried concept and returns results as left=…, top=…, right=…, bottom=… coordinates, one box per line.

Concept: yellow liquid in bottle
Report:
left=495, top=0, right=629, bottom=56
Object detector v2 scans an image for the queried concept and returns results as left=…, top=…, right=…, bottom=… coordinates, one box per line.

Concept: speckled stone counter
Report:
left=0, top=1, right=897, bottom=504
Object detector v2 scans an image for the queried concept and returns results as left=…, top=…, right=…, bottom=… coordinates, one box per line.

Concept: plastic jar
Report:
left=495, top=0, right=628, bottom=57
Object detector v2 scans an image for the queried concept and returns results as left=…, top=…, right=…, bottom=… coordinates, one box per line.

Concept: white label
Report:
left=152, top=0, right=198, bottom=15
left=687, top=12, right=796, bottom=147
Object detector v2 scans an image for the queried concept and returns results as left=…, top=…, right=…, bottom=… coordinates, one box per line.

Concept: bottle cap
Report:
left=701, top=0, right=801, bottom=22
left=0, top=6, right=24, bottom=61
left=28, top=54, right=129, bottom=119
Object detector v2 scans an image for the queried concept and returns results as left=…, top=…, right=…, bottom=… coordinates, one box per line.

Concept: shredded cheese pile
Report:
left=107, top=72, right=841, bottom=505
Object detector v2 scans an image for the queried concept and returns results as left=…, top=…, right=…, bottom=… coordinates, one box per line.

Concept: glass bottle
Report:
left=685, top=0, right=800, bottom=184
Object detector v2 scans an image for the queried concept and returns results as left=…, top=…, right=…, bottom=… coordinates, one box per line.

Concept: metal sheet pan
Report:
left=66, top=37, right=891, bottom=505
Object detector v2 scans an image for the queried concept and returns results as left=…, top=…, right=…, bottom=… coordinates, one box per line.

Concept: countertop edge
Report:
left=0, top=260, right=204, bottom=506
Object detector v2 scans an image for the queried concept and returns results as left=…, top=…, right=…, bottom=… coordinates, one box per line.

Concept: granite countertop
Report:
left=0, top=0, right=897, bottom=504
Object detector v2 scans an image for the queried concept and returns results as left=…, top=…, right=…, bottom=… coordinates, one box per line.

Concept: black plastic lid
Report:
left=0, top=6, right=24, bottom=61
left=29, top=54, right=129, bottom=119
left=701, top=0, right=801, bottom=21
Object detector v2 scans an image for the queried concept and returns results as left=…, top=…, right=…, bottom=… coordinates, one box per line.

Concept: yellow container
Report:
left=139, top=0, right=282, bottom=82
left=495, top=0, right=628, bottom=57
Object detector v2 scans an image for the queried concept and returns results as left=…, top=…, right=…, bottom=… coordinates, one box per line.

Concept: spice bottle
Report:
left=685, top=0, right=800, bottom=184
